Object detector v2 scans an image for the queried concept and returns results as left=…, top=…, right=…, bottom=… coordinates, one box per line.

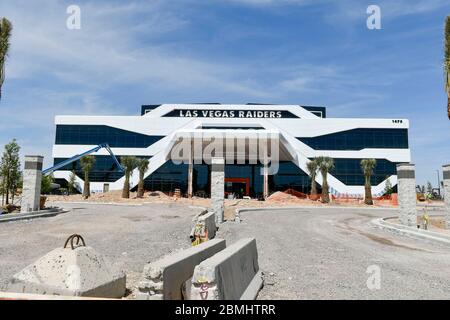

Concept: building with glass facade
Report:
left=52, top=104, right=410, bottom=198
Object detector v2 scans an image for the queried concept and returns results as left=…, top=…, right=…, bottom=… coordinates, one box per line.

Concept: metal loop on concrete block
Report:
left=63, top=234, right=86, bottom=250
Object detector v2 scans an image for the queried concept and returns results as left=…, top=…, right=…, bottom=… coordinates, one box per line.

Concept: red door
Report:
left=224, top=177, right=250, bottom=197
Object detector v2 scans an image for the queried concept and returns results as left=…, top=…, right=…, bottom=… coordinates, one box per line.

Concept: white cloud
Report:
left=378, top=0, right=450, bottom=17
left=278, top=66, right=338, bottom=92
left=1, top=0, right=273, bottom=97
left=325, top=0, right=450, bottom=25
left=220, top=0, right=325, bottom=6
left=0, top=0, right=279, bottom=166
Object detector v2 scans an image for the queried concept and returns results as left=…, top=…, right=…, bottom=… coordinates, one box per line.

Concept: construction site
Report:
left=1, top=1, right=450, bottom=309
left=0, top=106, right=449, bottom=300
left=0, top=101, right=448, bottom=301
left=1, top=154, right=450, bottom=300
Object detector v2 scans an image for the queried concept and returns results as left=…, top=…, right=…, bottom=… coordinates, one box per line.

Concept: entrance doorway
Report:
left=225, top=178, right=250, bottom=198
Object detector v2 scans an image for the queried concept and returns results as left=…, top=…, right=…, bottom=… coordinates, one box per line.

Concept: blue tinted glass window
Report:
left=54, top=156, right=128, bottom=182
left=330, top=158, right=397, bottom=186
left=55, top=125, right=164, bottom=148
left=54, top=157, right=398, bottom=191
left=144, top=161, right=188, bottom=193
left=298, top=129, right=408, bottom=150
left=270, top=162, right=311, bottom=194
left=54, top=156, right=151, bottom=183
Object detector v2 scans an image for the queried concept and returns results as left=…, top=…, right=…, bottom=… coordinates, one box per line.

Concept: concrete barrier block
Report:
left=241, top=271, right=263, bottom=300
left=6, top=246, right=126, bottom=298
left=138, top=238, right=226, bottom=300
left=190, top=212, right=217, bottom=242
left=190, top=238, right=262, bottom=300
left=198, top=212, right=217, bottom=239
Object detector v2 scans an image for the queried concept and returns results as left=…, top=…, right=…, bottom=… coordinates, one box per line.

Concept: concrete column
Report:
left=21, top=155, right=44, bottom=213
left=443, top=164, right=450, bottom=229
left=396, top=163, right=417, bottom=227
left=263, top=159, right=269, bottom=200
left=187, top=142, right=193, bottom=198
left=211, top=157, right=225, bottom=224
left=187, top=161, right=193, bottom=198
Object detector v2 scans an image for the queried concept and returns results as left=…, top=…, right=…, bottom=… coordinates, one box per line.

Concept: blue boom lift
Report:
left=42, top=143, right=124, bottom=175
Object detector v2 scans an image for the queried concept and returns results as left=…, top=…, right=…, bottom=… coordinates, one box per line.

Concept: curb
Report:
left=0, top=208, right=68, bottom=223
left=48, top=202, right=211, bottom=210
left=371, top=217, right=450, bottom=246
left=48, top=201, right=146, bottom=207
left=234, top=205, right=399, bottom=223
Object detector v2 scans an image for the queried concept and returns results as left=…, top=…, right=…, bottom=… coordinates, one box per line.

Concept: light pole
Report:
left=437, top=169, right=441, bottom=197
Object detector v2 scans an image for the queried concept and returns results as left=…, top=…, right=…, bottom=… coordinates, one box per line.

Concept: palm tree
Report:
left=137, top=158, right=149, bottom=198
left=306, top=158, right=319, bottom=197
left=0, top=18, right=12, bottom=100
left=361, top=159, right=377, bottom=205
left=80, top=156, right=95, bottom=199
left=445, top=16, right=450, bottom=119
left=316, top=156, right=334, bottom=203
left=121, top=156, right=138, bottom=199
left=68, top=170, right=77, bottom=195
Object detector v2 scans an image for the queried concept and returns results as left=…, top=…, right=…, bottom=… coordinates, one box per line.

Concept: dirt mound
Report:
left=267, top=191, right=300, bottom=202
left=147, top=191, right=170, bottom=199
left=284, top=188, right=308, bottom=199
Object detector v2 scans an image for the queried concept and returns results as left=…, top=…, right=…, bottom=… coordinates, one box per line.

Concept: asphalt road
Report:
left=217, top=207, right=450, bottom=299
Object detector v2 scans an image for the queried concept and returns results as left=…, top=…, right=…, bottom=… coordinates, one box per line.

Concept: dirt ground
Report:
left=46, top=190, right=406, bottom=222
left=218, top=207, right=450, bottom=299
left=2, top=192, right=448, bottom=300
left=0, top=202, right=199, bottom=298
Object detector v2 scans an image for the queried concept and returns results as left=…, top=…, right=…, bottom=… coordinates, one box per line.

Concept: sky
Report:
left=0, top=0, right=449, bottom=186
